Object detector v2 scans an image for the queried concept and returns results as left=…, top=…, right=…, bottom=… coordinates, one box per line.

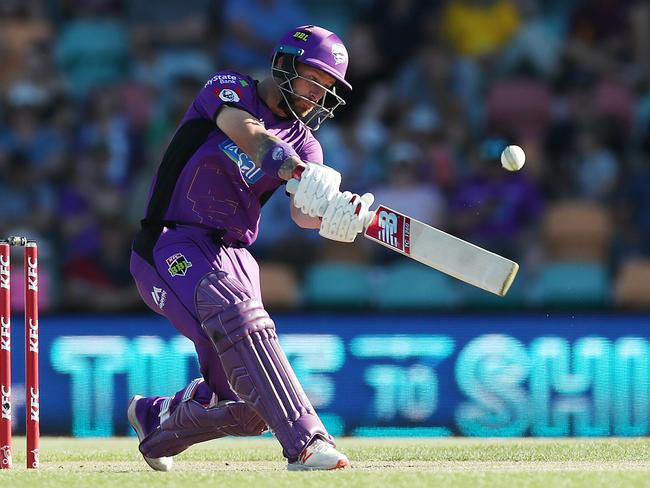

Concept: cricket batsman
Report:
left=127, top=25, right=374, bottom=471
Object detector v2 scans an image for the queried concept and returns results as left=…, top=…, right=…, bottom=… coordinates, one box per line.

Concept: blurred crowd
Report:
left=1, top=0, right=650, bottom=313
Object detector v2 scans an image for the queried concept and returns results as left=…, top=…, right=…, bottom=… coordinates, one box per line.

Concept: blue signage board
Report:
left=5, top=314, right=650, bottom=437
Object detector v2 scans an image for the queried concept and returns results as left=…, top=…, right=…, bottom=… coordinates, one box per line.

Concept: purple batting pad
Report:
left=139, top=378, right=266, bottom=458
left=196, top=271, right=333, bottom=460
left=140, top=400, right=266, bottom=458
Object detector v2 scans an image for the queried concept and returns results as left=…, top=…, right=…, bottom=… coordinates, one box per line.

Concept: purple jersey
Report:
left=142, top=70, right=323, bottom=247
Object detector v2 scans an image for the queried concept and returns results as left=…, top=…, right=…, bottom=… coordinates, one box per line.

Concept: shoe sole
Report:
left=287, top=458, right=350, bottom=471
left=127, top=395, right=173, bottom=472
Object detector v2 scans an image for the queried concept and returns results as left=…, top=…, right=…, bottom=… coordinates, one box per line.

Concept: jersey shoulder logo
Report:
left=166, top=253, right=193, bottom=277
left=218, top=88, right=240, bottom=103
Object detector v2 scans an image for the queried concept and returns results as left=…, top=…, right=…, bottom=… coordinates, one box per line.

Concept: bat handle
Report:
left=286, top=178, right=299, bottom=194
left=285, top=163, right=306, bottom=195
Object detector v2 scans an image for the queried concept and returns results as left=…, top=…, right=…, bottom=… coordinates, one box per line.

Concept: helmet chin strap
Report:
left=271, top=52, right=345, bottom=131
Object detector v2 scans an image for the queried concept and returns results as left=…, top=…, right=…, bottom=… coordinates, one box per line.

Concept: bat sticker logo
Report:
left=377, top=211, right=398, bottom=246
left=365, top=206, right=410, bottom=254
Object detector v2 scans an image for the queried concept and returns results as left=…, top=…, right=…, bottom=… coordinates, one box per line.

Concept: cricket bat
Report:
left=363, top=205, right=518, bottom=296
left=286, top=180, right=519, bottom=296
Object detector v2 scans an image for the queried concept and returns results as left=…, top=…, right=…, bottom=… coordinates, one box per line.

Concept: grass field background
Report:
left=3, top=437, right=650, bottom=487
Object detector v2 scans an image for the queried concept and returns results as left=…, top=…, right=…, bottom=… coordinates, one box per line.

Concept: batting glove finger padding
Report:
left=291, top=163, right=341, bottom=218
left=319, top=191, right=375, bottom=242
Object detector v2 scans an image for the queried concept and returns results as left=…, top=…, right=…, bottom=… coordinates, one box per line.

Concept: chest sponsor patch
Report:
left=166, top=253, right=193, bottom=277
left=219, top=138, right=264, bottom=184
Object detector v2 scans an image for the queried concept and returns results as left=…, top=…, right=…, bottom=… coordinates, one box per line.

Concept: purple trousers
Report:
left=129, top=225, right=331, bottom=459
left=130, top=225, right=260, bottom=401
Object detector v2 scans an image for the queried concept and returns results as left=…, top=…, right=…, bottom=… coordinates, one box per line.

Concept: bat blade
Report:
left=364, top=205, right=519, bottom=296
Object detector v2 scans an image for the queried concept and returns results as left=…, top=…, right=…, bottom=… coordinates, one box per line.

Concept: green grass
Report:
left=3, top=437, right=650, bottom=487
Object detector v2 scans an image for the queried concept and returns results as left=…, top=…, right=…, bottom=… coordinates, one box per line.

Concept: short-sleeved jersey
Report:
left=141, top=70, right=323, bottom=248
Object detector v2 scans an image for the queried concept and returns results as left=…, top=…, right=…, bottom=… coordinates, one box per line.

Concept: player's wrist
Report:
left=278, top=156, right=303, bottom=181
left=260, top=141, right=299, bottom=179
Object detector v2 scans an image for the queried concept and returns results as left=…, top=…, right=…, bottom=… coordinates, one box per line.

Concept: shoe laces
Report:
left=309, top=439, right=332, bottom=454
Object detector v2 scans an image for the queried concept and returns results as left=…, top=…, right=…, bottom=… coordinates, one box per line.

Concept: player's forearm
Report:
left=254, top=137, right=301, bottom=181
left=216, top=106, right=300, bottom=180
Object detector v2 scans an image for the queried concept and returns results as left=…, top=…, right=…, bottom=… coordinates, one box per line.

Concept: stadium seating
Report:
left=530, top=261, right=610, bottom=308
left=376, top=262, right=460, bottom=310
left=542, top=201, right=612, bottom=261
left=486, top=78, right=552, bottom=140
left=303, top=262, right=375, bottom=308
left=259, top=262, right=300, bottom=309
left=614, top=258, right=650, bottom=309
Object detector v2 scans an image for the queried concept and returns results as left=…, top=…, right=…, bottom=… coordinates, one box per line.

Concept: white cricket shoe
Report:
left=127, top=395, right=174, bottom=472
left=287, top=438, right=350, bottom=471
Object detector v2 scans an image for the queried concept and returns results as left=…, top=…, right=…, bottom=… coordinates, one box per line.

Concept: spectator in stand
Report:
left=441, top=0, right=522, bottom=60
left=449, top=139, right=543, bottom=260
left=128, top=0, right=217, bottom=88
left=58, top=143, right=124, bottom=259
left=0, top=81, right=65, bottom=177
left=61, top=215, right=142, bottom=312
left=55, top=0, right=130, bottom=98
left=0, top=0, right=51, bottom=90
left=370, top=141, right=446, bottom=232
left=76, top=86, right=134, bottom=188
left=358, top=0, right=434, bottom=73
left=0, top=150, right=56, bottom=238
left=218, top=0, right=309, bottom=74
left=564, top=0, right=649, bottom=81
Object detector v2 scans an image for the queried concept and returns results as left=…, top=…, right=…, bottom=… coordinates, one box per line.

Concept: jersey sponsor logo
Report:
left=204, top=73, right=239, bottom=87
left=219, top=138, right=264, bottom=184
left=331, top=43, right=348, bottom=65
left=365, top=206, right=411, bottom=254
left=151, top=286, right=167, bottom=309
left=218, top=88, right=240, bottom=103
left=166, top=253, right=193, bottom=277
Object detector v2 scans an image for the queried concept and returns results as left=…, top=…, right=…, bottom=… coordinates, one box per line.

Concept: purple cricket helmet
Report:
left=272, top=25, right=351, bottom=130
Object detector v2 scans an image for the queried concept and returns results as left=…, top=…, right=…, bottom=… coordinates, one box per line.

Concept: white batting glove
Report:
left=319, top=191, right=375, bottom=243
left=290, top=163, right=341, bottom=217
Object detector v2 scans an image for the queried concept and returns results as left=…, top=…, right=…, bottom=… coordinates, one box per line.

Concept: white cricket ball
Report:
left=500, top=145, right=526, bottom=171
